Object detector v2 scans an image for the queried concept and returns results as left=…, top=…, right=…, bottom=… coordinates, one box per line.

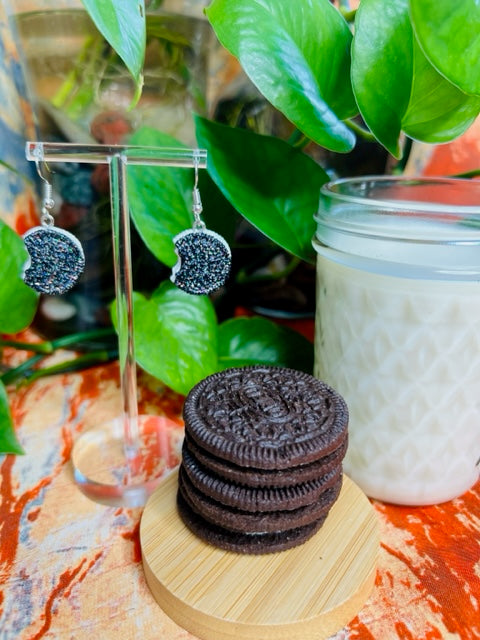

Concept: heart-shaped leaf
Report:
left=127, top=128, right=193, bottom=267
left=81, top=0, right=145, bottom=84
left=112, top=281, right=217, bottom=395
left=0, top=222, right=38, bottom=334
left=195, top=116, right=329, bottom=263
left=205, top=0, right=356, bottom=152
left=351, top=0, right=412, bottom=157
left=0, top=381, right=24, bottom=455
left=410, top=0, right=480, bottom=96
left=218, top=316, right=314, bottom=373
left=352, top=0, right=480, bottom=157
left=402, top=40, right=480, bottom=143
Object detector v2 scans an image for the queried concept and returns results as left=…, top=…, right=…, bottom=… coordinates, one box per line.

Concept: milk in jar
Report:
left=313, top=177, right=480, bottom=505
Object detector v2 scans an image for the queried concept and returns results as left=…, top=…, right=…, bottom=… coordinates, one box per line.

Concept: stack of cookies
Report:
left=177, top=366, right=348, bottom=554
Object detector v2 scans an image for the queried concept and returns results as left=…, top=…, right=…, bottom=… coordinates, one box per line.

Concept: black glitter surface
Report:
left=22, top=226, right=85, bottom=295
left=171, top=229, right=231, bottom=295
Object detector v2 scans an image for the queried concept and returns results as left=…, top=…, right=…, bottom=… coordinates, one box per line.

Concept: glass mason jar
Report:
left=313, top=176, right=480, bottom=506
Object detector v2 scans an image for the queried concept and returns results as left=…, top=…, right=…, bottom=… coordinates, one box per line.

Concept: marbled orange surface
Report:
left=0, top=346, right=479, bottom=640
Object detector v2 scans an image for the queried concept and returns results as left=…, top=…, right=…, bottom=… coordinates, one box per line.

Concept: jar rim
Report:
left=320, top=175, right=480, bottom=217
left=315, top=176, right=480, bottom=275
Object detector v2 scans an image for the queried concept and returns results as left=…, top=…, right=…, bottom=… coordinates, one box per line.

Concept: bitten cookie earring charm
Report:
left=170, top=157, right=231, bottom=295
left=22, top=161, right=85, bottom=295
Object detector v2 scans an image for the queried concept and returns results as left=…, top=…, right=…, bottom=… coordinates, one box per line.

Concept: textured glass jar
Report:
left=314, top=177, right=480, bottom=505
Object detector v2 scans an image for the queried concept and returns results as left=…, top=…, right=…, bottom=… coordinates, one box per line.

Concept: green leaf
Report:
left=195, top=116, right=329, bottom=263
left=81, top=0, right=146, bottom=84
left=403, top=41, right=480, bottom=143
left=127, top=128, right=193, bottom=267
left=205, top=0, right=356, bottom=152
left=351, top=0, right=480, bottom=157
left=0, top=222, right=38, bottom=334
left=410, top=0, right=480, bottom=96
left=351, top=0, right=412, bottom=157
left=218, top=316, right=313, bottom=373
left=113, top=281, right=218, bottom=395
left=0, top=381, right=24, bottom=455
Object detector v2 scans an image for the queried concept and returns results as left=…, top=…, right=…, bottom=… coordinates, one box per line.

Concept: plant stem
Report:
left=1, top=354, right=44, bottom=386
left=451, top=168, right=480, bottom=179
left=338, top=2, right=357, bottom=22
left=0, top=339, right=53, bottom=354
left=128, top=73, right=144, bottom=111
left=20, top=349, right=118, bottom=385
left=51, top=33, right=107, bottom=119
left=344, top=119, right=376, bottom=142
left=237, top=256, right=302, bottom=285
left=288, top=129, right=310, bottom=149
left=51, top=35, right=96, bottom=109
left=49, top=327, right=115, bottom=350
left=392, top=136, right=413, bottom=174
left=0, top=327, right=116, bottom=386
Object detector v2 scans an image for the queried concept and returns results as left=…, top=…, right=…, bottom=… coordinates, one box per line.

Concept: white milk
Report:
left=314, top=255, right=480, bottom=505
left=313, top=177, right=480, bottom=505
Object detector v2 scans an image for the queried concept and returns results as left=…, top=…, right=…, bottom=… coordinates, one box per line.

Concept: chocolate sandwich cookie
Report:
left=178, top=464, right=343, bottom=534
left=181, top=445, right=341, bottom=512
left=183, top=366, right=348, bottom=470
left=177, top=491, right=329, bottom=554
left=183, top=433, right=348, bottom=488
left=177, top=365, right=349, bottom=554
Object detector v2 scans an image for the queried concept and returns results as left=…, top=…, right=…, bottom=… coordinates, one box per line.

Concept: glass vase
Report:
left=5, top=0, right=211, bottom=338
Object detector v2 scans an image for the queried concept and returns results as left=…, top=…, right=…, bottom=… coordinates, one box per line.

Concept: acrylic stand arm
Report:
left=26, top=142, right=207, bottom=506
left=109, top=153, right=139, bottom=464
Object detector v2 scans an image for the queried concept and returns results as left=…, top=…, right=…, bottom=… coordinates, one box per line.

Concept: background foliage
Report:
left=1, top=0, right=479, bottom=452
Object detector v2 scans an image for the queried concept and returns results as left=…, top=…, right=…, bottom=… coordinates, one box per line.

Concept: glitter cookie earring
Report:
left=22, top=161, right=85, bottom=295
left=170, top=157, right=231, bottom=295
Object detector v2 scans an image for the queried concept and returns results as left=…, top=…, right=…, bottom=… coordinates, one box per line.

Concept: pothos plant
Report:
left=94, top=0, right=480, bottom=383
left=1, top=0, right=479, bottom=453
left=84, top=0, right=480, bottom=271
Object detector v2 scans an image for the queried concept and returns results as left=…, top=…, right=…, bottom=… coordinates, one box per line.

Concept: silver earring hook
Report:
left=192, top=154, right=205, bottom=229
left=35, top=160, right=55, bottom=227
left=193, top=154, right=200, bottom=191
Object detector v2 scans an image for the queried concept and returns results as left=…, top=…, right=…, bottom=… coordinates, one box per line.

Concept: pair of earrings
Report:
left=22, top=159, right=231, bottom=297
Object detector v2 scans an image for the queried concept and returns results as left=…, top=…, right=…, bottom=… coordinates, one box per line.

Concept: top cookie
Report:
left=183, top=366, right=348, bottom=470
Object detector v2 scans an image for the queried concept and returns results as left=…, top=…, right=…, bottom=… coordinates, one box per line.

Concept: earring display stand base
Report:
left=71, top=415, right=182, bottom=508
left=140, top=471, right=379, bottom=640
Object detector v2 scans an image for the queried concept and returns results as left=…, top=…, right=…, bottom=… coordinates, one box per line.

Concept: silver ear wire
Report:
left=35, top=160, right=55, bottom=227
left=192, top=155, right=205, bottom=230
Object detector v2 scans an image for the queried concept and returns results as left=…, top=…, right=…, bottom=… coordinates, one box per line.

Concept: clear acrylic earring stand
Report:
left=26, top=142, right=207, bottom=507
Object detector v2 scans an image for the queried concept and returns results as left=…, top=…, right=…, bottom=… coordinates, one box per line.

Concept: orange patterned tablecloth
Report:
left=0, top=358, right=479, bottom=640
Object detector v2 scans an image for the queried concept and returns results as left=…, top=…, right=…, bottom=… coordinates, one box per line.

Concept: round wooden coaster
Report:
left=140, top=470, right=379, bottom=640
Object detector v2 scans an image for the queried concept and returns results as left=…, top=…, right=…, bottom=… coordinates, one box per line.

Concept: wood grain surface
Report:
left=140, top=471, right=379, bottom=640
